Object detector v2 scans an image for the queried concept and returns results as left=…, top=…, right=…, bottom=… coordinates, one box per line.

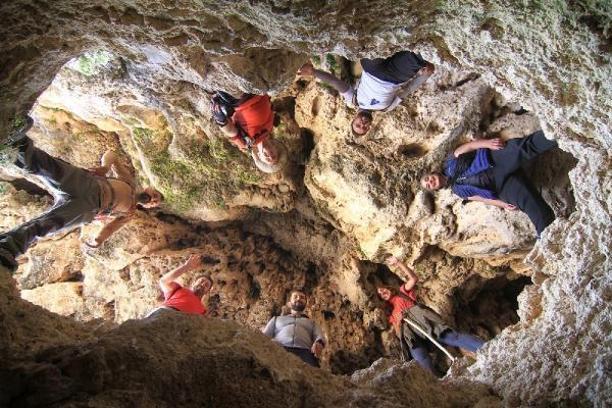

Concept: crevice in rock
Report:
left=452, top=274, right=532, bottom=339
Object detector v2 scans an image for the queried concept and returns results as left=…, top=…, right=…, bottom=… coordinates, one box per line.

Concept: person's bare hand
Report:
left=82, top=238, right=100, bottom=251
left=385, top=256, right=400, bottom=267
left=88, top=166, right=107, bottom=177
left=483, top=138, right=504, bottom=150
left=311, top=341, right=324, bottom=358
left=503, top=203, right=517, bottom=211
left=298, top=62, right=314, bottom=76
left=184, top=254, right=203, bottom=270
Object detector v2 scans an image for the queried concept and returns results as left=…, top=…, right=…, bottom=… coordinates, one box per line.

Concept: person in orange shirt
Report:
left=211, top=91, right=286, bottom=173
left=377, top=256, right=484, bottom=375
left=147, top=254, right=212, bottom=318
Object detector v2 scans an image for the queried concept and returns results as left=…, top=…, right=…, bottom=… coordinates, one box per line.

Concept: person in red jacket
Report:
left=147, top=254, right=212, bottom=318
left=378, top=256, right=484, bottom=375
left=211, top=91, right=285, bottom=173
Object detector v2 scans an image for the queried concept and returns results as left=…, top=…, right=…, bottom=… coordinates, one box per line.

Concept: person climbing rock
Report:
left=420, top=130, right=558, bottom=237
left=297, top=50, right=435, bottom=136
left=146, top=254, right=212, bottom=318
left=0, top=117, right=163, bottom=272
left=378, top=256, right=485, bottom=375
left=262, top=290, right=326, bottom=367
left=210, top=91, right=286, bottom=173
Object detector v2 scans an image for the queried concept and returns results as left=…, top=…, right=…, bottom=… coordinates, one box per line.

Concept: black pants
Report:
left=284, top=347, right=319, bottom=368
left=0, top=138, right=101, bottom=260
left=360, top=51, right=428, bottom=84
left=491, top=131, right=558, bottom=235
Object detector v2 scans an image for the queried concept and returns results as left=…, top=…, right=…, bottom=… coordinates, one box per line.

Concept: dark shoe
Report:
left=210, top=97, right=229, bottom=126
left=0, top=247, right=18, bottom=273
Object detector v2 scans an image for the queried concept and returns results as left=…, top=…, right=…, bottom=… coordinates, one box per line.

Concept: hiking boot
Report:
left=0, top=247, right=18, bottom=273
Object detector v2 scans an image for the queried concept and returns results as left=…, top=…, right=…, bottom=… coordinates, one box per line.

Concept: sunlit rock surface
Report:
left=0, top=0, right=610, bottom=406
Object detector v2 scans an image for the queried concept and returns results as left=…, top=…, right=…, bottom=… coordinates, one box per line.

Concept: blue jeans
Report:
left=409, top=330, right=484, bottom=374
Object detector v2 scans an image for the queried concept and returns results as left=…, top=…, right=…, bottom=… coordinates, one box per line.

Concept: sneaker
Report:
left=210, top=97, right=229, bottom=126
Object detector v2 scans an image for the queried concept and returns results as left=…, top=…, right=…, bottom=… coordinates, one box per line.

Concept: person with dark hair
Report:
left=420, top=130, right=558, bottom=236
left=297, top=50, right=435, bottom=136
left=210, top=91, right=286, bottom=173
left=146, top=254, right=212, bottom=318
left=0, top=118, right=163, bottom=271
left=262, top=290, right=326, bottom=367
left=378, top=256, right=485, bottom=375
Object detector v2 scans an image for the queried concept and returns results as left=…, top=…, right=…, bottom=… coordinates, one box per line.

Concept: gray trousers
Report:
left=0, top=138, right=102, bottom=260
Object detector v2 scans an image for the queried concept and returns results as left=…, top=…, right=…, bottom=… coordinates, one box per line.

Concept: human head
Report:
left=420, top=172, right=446, bottom=191
left=136, top=187, right=164, bottom=209
left=351, top=110, right=373, bottom=136
left=259, top=138, right=280, bottom=165
left=376, top=285, right=396, bottom=302
left=289, top=290, right=307, bottom=312
left=191, top=276, right=212, bottom=298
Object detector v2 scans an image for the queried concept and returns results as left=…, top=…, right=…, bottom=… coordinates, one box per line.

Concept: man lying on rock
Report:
left=262, top=290, right=326, bottom=367
left=378, top=256, right=485, bottom=375
left=210, top=91, right=286, bottom=173
left=297, top=50, right=435, bottom=136
left=420, top=130, right=558, bottom=237
left=0, top=117, right=163, bottom=272
left=146, top=254, right=212, bottom=318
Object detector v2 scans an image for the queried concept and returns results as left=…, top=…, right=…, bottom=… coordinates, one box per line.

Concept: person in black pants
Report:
left=0, top=117, right=163, bottom=271
left=298, top=50, right=435, bottom=136
left=420, top=130, right=558, bottom=236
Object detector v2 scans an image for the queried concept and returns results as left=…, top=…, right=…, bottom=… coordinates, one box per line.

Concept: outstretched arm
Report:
left=159, top=255, right=203, bottom=294
left=298, top=63, right=351, bottom=94
left=468, top=196, right=516, bottom=211
left=90, top=151, right=134, bottom=185
left=386, top=256, right=418, bottom=292
left=453, top=138, right=504, bottom=157
left=88, top=215, right=131, bottom=247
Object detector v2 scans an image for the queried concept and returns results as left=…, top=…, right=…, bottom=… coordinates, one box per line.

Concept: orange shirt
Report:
left=232, top=95, right=274, bottom=145
left=163, top=283, right=206, bottom=315
left=387, top=285, right=417, bottom=327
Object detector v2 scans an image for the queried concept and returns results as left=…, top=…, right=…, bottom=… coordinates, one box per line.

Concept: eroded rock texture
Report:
left=0, top=0, right=610, bottom=406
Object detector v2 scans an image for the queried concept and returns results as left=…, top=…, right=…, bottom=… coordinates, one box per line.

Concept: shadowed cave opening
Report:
left=3, top=43, right=580, bottom=387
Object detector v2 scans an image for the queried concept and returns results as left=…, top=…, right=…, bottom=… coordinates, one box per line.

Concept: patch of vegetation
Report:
left=131, top=125, right=264, bottom=213
left=12, top=115, right=26, bottom=130
left=69, top=50, right=113, bottom=77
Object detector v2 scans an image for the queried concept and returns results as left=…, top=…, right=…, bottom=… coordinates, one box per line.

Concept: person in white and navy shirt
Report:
left=298, top=51, right=434, bottom=136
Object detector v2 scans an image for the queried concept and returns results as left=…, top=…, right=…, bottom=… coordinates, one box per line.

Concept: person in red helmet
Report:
left=211, top=92, right=286, bottom=173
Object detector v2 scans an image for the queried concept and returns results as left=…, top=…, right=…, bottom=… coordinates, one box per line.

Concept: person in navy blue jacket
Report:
left=420, top=130, right=558, bottom=236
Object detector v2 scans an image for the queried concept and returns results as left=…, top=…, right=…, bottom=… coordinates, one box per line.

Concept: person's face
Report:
left=377, top=287, right=392, bottom=301
left=289, top=291, right=307, bottom=312
left=140, top=187, right=163, bottom=209
left=260, top=142, right=279, bottom=165
left=420, top=173, right=444, bottom=191
left=192, top=276, right=212, bottom=298
left=351, top=111, right=373, bottom=136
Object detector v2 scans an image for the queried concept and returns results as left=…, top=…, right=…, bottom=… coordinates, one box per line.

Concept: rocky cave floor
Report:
left=0, top=1, right=610, bottom=407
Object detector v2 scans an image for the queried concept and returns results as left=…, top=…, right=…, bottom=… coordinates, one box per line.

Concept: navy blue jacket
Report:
left=444, top=149, right=496, bottom=199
